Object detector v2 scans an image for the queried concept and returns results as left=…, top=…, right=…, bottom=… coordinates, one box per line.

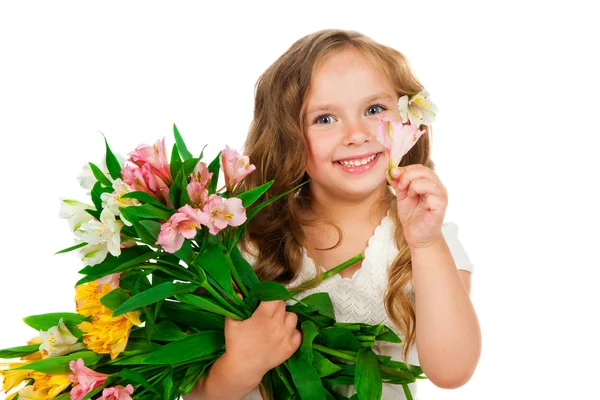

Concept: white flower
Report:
left=75, top=208, right=124, bottom=265
left=39, top=318, right=85, bottom=357
left=398, top=89, right=438, bottom=127
left=59, top=199, right=94, bottom=231
left=100, top=178, right=141, bottom=226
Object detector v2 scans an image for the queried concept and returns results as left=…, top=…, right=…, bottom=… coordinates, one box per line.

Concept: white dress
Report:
left=240, top=212, right=474, bottom=400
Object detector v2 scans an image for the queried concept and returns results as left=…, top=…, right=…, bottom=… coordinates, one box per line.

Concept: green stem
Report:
left=274, top=366, right=295, bottom=394
left=226, top=254, right=249, bottom=297
left=313, top=344, right=357, bottom=362
left=289, top=254, right=364, bottom=296
left=402, top=384, right=414, bottom=400
left=155, top=260, right=198, bottom=281
left=379, top=365, right=416, bottom=381
left=355, top=335, right=376, bottom=341
left=360, top=341, right=374, bottom=348
left=201, top=281, right=246, bottom=318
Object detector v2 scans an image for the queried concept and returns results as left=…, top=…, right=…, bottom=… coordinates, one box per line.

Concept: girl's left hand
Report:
left=387, top=164, right=448, bottom=249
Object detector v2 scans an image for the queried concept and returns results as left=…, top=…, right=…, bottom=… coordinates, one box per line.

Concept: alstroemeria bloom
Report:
left=157, top=205, right=208, bottom=253
left=202, top=194, right=246, bottom=235
left=68, top=358, right=108, bottom=400
left=376, top=117, right=427, bottom=171
left=59, top=199, right=94, bottom=231
left=221, top=145, right=256, bottom=192
left=75, top=208, right=124, bottom=265
left=127, top=138, right=172, bottom=185
left=100, top=179, right=140, bottom=226
left=96, top=273, right=122, bottom=289
left=0, top=362, right=31, bottom=394
left=97, top=384, right=134, bottom=400
left=121, top=163, right=171, bottom=206
left=397, top=89, right=438, bottom=127
left=18, top=371, right=71, bottom=400
left=39, top=318, right=85, bottom=358
left=187, top=161, right=212, bottom=208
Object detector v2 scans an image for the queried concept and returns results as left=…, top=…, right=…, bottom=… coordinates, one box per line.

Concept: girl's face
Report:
left=303, top=48, right=402, bottom=203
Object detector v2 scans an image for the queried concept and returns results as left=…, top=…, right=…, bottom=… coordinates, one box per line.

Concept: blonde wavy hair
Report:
left=236, top=28, right=435, bottom=371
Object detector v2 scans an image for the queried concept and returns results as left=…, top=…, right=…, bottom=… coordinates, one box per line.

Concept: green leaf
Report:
left=78, top=246, right=154, bottom=274
left=163, top=366, right=175, bottom=399
left=15, top=350, right=104, bottom=373
left=23, top=313, right=85, bottom=332
left=175, top=239, right=194, bottom=264
left=175, top=293, right=237, bottom=319
left=179, top=167, right=192, bottom=206
left=103, top=134, right=122, bottom=180
left=168, top=169, right=184, bottom=209
left=173, top=123, right=193, bottom=160
left=285, top=351, right=327, bottom=400
left=311, top=350, right=341, bottom=377
left=113, top=282, right=198, bottom=316
left=229, top=244, right=261, bottom=290
left=113, top=368, right=161, bottom=395
left=55, top=242, right=87, bottom=255
left=245, top=281, right=293, bottom=303
left=142, top=330, right=224, bottom=364
left=0, top=344, right=41, bottom=359
left=183, top=157, right=200, bottom=175
left=194, top=242, right=235, bottom=297
left=299, top=321, right=320, bottom=363
left=300, top=292, right=335, bottom=320
left=88, top=162, right=113, bottom=187
left=236, top=180, right=274, bottom=208
left=207, top=152, right=221, bottom=195
left=100, top=288, right=131, bottom=311
left=150, top=320, right=188, bottom=341
left=320, top=328, right=362, bottom=352
left=159, top=302, right=224, bottom=330
left=121, top=191, right=174, bottom=211
left=170, top=142, right=183, bottom=185
left=121, top=204, right=173, bottom=221
left=355, top=348, right=382, bottom=400
left=90, top=181, right=112, bottom=213
left=139, top=220, right=162, bottom=240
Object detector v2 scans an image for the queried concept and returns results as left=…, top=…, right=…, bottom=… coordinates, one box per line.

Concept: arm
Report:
left=182, top=353, right=261, bottom=400
left=411, top=236, right=481, bottom=389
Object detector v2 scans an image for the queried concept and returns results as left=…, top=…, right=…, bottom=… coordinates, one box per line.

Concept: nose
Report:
left=341, top=117, right=373, bottom=146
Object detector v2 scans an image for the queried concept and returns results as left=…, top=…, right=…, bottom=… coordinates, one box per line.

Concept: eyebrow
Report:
left=306, top=92, right=395, bottom=116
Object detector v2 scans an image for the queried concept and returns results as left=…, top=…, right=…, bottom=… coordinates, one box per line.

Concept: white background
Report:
left=1, top=1, right=599, bottom=399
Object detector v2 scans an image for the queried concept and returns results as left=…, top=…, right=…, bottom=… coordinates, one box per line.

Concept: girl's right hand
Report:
left=221, top=298, right=302, bottom=387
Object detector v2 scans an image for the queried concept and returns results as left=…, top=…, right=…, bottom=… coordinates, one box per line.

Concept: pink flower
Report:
left=201, top=194, right=246, bottom=235
left=122, top=163, right=172, bottom=207
left=156, top=205, right=208, bottom=253
left=190, top=161, right=212, bottom=188
left=127, top=138, right=172, bottom=185
left=375, top=116, right=427, bottom=170
left=68, top=358, right=109, bottom=400
left=97, top=384, right=134, bottom=400
left=220, top=145, right=256, bottom=192
left=97, top=273, right=122, bottom=290
left=187, top=181, right=209, bottom=208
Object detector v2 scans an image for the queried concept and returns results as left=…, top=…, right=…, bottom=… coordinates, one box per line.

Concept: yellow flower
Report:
left=78, top=309, right=141, bottom=360
left=74, top=279, right=141, bottom=360
left=21, top=337, right=44, bottom=361
left=74, top=281, right=112, bottom=317
left=25, top=372, right=71, bottom=399
left=1, top=362, right=31, bottom=393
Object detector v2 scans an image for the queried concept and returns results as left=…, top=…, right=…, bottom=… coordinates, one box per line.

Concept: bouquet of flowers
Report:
left=0, top=123, right=426, bottom=400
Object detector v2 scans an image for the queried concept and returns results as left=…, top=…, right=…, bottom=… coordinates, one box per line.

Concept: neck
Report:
left=307, top=183, right=390, bottom=225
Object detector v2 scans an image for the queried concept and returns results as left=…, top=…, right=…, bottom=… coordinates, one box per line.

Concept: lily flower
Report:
left=397, top=89, right=438, bottom=127
left=376, top=116, right=427, bottom=172
left=201, top=194, right=246, bottom=235
left=156, top=205, right=208, bottom=253
left=97, top=384, right=134, bottom=400
left=100, top=178, right=141, bottom=226
left=59, top=199, right=94, bottom=232
left=220, top=145, right=256, bottom=192
left=127, top=138, right=172, bottom=185
left=39, top=318, right=85, bottom=358
left=68, top=358, right=109, bottom=400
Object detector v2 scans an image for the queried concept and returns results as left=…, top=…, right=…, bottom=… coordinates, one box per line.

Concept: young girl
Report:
left=184, top=29, right=481, bottom=400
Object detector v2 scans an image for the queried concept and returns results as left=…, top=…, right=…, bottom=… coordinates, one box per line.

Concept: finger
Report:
left=420, top=192, right=447, bottom=212
left=272, top=300, right=286, bottom=321
left=255, top=299, right=282, bottom=317
left=283, top=311, right=298, bottom=332
left=396, top=165, right=442, bottom=191
left=404, top=178, right=442, bottom=199
left=290, top=329, right=302, bottom=350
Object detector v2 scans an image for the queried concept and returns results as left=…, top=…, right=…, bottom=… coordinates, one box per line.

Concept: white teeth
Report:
left=339, top=154, right=377, bottom=167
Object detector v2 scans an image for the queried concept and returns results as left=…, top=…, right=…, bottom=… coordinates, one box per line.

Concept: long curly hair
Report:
left=236, top=28, right=435, bottom=370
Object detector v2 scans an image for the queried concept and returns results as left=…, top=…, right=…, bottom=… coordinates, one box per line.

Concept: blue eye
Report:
left=366, top=104, right=386, bottom=115
left=314, top=114, right=337, bottom=125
